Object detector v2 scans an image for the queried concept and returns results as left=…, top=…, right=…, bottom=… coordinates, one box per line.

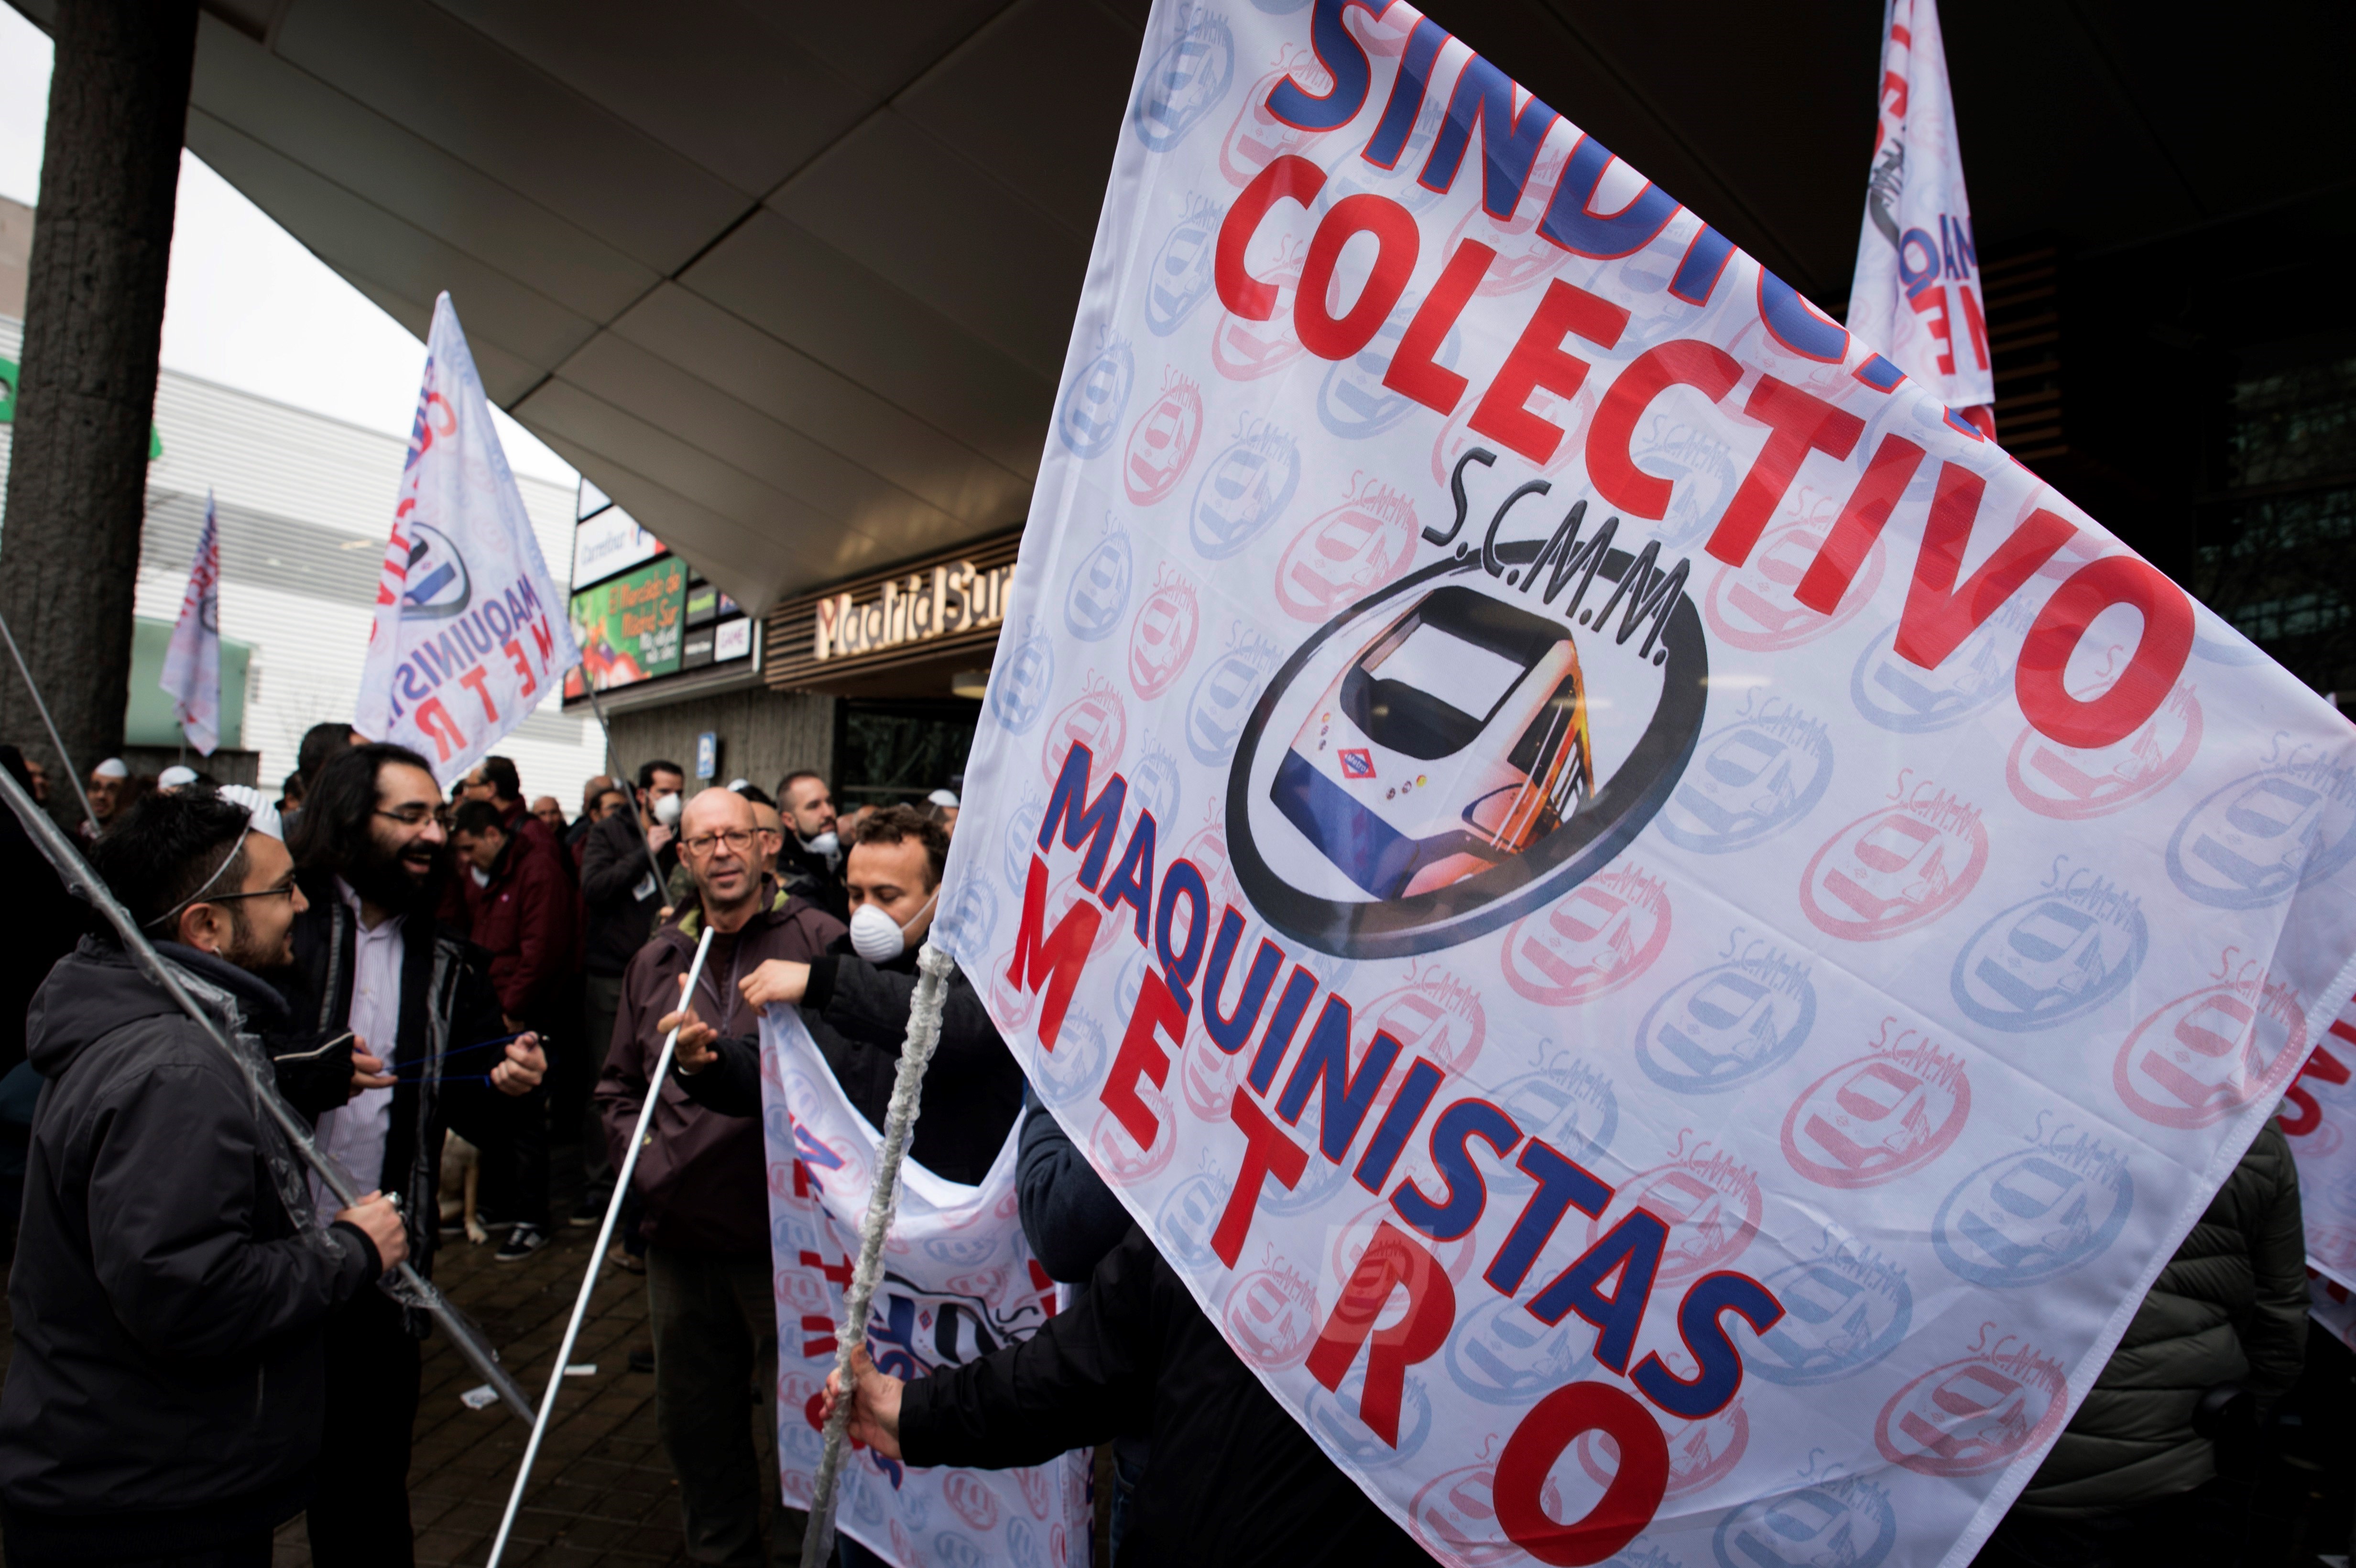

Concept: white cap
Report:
left=157, top=765, right=199, bottom=789
left=215, top=784, right=286, bottom=842
left=927, top=788, right=960, bottom=808
left=726, top=777, right=751, bottom=793
left=93, top=758, right=129, bottom=780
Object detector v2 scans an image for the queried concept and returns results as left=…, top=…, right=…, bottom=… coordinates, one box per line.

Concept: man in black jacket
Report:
left=278, top=744, right=547, bottom=1568
left=0, top=790, right=408, bottom=1568
left=823, top=1226, right=1427, bottom=1568
left=774, top=770, right=848, bottom=923
left=578, top=762, right=679, bottom=1218
left=673, top=806, right=1022, bottom=1186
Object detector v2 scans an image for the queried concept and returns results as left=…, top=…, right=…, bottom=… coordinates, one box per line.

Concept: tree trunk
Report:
left=0, top=0, right=198, bottom=817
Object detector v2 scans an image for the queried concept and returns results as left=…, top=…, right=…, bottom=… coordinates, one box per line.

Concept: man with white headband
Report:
left=0, top=787, right=408, bottom=1567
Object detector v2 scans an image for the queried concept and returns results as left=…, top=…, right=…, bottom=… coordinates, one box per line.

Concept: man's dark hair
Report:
left=733, top=782, right=775, bottom=807
left=279, top=770, right=305, bottom=807
left=638, top=759, right=684, bottom=793
left=290, top=741, right=435, bottom=876
left=450, top=800, right=506, bottom=838
left=92, top=790, right=254, bottom=934
left=478, top=755, right=522, bottom=804
left=847, top=805, right=948, bottom=889
left=296, top=722, right=355, bottom=785
left=778, top=770, right=825, bottom=802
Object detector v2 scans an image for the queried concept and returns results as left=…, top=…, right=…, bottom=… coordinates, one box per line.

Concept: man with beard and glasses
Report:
left=278, top=744, right=547, bottom=1568
left=0, top=789, right=408, bottom=1568
left=595, top=787, right=841, bottom=1568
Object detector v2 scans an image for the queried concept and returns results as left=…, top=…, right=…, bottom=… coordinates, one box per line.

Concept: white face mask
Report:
left=653, top=793, right=683, bottom=829
left=848, top=889, right=938, bottom=964
left=803, top=828, right=840, bottom=862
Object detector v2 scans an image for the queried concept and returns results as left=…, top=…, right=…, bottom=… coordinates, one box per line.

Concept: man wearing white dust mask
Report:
left=669, top=805, right=1022, bottom=1188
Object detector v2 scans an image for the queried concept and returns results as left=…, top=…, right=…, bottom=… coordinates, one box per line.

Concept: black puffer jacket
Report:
left=2013, top=1121, right=2306, bottom=1515
left=0, top=939, right=377, bottom=1551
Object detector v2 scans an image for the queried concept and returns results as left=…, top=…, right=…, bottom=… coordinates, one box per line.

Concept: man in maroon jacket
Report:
left=595, top=787, right=842, bottom=1568
left=450, top=797, right=575, bottom=1260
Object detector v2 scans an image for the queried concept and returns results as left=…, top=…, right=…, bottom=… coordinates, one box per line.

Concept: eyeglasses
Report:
left=375, top=806, right=439, bottom=828
left=681, top=829, right=756, bottom=856
left=207, top=875, right=301, bottom=906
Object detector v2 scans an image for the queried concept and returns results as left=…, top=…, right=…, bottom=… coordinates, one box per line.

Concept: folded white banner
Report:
left=759, top=1007, right=1091, bottom=1568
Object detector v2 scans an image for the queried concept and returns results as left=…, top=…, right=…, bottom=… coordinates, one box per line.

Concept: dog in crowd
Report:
left=437, top=1129, right=487, bottom=1244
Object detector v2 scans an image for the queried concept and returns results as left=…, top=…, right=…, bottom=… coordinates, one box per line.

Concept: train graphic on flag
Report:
left=1271, top=584, right=1596, bottom=899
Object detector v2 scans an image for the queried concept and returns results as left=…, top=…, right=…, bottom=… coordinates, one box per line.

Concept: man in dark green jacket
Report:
left=1976, top=1121, right=2306, bottom=1566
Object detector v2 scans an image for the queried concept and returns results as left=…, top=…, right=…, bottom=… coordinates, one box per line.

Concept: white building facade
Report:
left=0, top=312, right=609, bottom=805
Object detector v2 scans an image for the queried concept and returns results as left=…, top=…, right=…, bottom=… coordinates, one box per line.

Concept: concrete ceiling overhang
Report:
left=11, top=0, right=2351, bottom=615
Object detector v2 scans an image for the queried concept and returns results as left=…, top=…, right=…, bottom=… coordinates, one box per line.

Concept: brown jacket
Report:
left=594, top=880, right=844, bottom=1253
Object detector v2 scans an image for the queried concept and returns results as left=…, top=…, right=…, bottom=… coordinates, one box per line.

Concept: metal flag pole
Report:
left=801, top=939, right=956, bottom=1567
left=484, top=925, right=716, bottom=1568
left=581, top=680, right=670, bottom=893
left=0, top=609, right=99, bottom=834
left=0, top=762, right=538, bottom=1422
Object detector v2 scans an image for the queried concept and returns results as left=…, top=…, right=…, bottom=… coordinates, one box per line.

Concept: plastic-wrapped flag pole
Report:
left=802, top=939, right=956, bottom=1566
left=0, top=761, right=537, bottom=1422
left=484, top=925, right=715, bottom=1568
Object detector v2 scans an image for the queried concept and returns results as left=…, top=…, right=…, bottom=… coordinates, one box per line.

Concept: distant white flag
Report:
left=161, top=491, right=222, bottom=755
left=355, top=293, right=582, bottom=783
left=1847, top=0, right=1996, bottom=431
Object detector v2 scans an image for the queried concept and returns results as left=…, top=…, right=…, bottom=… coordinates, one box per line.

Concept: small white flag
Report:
left=161, top=491, right=222, bottom=755
left=355, top=294, right=582, bottom=783
left=1847, top=0, right=1996, bottom=432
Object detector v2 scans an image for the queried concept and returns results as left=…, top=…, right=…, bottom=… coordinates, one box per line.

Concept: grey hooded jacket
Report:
left=0, top=937, right=377, bottom=1549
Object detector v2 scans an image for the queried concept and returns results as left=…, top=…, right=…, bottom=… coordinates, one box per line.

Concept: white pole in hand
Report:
left=484, top=926, right=716, bottom=1568
left=802, top=939, right=956, bottom=1565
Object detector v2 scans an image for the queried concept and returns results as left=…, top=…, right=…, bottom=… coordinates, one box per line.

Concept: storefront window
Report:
left=835, top=699, right=980, bottom=807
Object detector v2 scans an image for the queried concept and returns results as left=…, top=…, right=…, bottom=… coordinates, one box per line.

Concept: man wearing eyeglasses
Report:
left=594, top=787, right=843, bottom=1568
left=0, top=789, right=408, bottom=1568
left=276, top=744, right=548, bottom=1568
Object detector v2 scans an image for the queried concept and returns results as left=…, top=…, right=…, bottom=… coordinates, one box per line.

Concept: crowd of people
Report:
left=0, top=725, right=2325, bottom=1568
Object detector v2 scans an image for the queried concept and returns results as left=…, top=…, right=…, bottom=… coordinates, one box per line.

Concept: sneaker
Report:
left=494, top=1223, right=550, bottom=1263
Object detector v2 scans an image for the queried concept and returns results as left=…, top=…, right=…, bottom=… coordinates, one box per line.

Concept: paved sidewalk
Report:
left=267, top=1222, right=757, bottom=1568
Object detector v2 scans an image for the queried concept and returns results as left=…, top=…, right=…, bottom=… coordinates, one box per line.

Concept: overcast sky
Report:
left=0, top=6, right=577, bottom=487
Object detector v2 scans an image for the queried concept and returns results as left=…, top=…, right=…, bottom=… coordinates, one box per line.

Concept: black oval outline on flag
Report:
left=1226, top=549, right=1708, bottom=959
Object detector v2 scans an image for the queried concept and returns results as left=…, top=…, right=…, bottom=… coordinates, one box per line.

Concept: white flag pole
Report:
left=485, top=924, right=715, bottom=1568
left=801, top=939, right=956, bottom=1566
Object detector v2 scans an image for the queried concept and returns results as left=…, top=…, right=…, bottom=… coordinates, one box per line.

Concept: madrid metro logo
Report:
left=1227, top=543, right=1707, bottom=959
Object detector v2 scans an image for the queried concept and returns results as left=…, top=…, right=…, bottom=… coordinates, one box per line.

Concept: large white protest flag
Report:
left=1848, top=0, right=1996, bottom=432
left=934, top=3, right=2356, bottom=1565
left=355, top=293, right=581, bottom=783
left=161, top=490, right=223, bottom=755
left=758, top=1008, right=1091, bottom=1568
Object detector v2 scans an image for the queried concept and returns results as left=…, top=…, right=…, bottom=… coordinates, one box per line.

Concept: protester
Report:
left=774, top=770, right=847, bottom=921
left=1018, top=1094, right=1148, bottom=1548
left=822, top=1225, right=1426, bottom=1568
left=568, top=775, right=614, bottom=857
left=578, top=762, right=680, bottom=1223
left=446, top=798, right=571, bottom=1261
left=594, top=787, right=842, bottom=1568
left=0, top=789, right=408, bottom=1568
left=924, top=786, right=959, bottom=838
left=277, top=770, right=305, bottom=816
left=677, top=806, right=1022, bottom=1187
left=531, top=795, right=567, bottom=838
left=278, top=744, right=547, bottom=1565
left=459, top=755, right=565, bottom=871
left=156, top=764, right=201, bottom=793
left=77, top=757, right=132, bottom=841
left=1974, top=1122, right=2306, bottom=1567
left=22, top=755, right=48, bottom=805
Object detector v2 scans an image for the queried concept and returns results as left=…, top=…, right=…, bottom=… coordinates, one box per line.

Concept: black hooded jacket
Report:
left=0, top=939, right=378, bottom=1551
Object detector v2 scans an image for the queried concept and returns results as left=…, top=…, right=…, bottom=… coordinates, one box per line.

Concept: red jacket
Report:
left=459, top=828, right=576, bottom=1021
